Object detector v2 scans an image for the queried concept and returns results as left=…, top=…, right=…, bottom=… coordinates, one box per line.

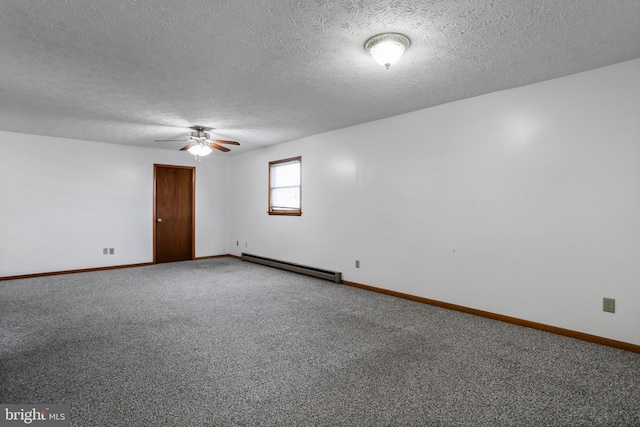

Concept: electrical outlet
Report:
left=109, top=248, right=115, bottom=255
left=603, top=297, right=615, bottom=313
left=236, top=241, right=239, bottom=246
left=355, top=260, right=360, bottom=268
left=103, top=248, right=108, bottom=255
left=245, top=242, right=248, bottom=248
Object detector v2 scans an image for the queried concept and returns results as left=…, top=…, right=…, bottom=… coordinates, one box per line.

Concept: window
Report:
left=268, top=156, right=301, bottom=215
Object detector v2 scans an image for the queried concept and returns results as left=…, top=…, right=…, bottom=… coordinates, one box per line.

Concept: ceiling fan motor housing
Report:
left=190, top=130, right=209, bottom=140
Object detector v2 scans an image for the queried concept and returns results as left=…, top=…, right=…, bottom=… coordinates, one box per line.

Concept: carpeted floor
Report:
left=1, top=258, right=639, bottom=426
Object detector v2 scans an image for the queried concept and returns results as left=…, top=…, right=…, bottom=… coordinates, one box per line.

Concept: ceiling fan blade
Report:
left=212, top=139, right=240, bottom=146
left=155, top=139, right=188, bottom=142
left=180, top=142, right=195, bottom=151
left=210, top=143, right=230, bottom=152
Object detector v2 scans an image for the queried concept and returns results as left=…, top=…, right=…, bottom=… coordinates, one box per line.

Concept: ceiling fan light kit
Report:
left=187, top=143, right=213, bottom=158
left=365, top=33, right=410, bottom=69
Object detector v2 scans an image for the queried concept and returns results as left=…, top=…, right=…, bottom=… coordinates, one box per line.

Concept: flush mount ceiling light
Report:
left=365, top=33, right=410, bottom=69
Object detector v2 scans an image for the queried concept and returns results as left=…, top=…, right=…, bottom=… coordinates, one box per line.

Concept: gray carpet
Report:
left=1, top=258, right=639, bottom=426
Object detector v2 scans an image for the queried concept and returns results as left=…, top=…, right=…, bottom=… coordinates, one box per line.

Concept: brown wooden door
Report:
left=154, top=165, right=195, bottom=263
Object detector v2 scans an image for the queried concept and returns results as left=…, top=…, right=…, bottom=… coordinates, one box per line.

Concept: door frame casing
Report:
left=153, top=164, right=196, bottom=264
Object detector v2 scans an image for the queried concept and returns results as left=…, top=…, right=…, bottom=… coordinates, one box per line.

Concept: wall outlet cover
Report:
left=603, top=297, right=615, bottom=313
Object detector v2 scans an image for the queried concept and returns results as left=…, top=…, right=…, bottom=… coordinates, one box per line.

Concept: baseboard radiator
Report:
left=241, top=253, right=342, bottom=283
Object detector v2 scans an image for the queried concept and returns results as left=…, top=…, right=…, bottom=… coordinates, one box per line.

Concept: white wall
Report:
left=0, top=131, right=229, bottom=276
left=228, top=59, right=640, bottom=345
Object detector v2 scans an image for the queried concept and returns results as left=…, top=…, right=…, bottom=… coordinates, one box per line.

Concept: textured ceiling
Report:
left=0, top=0, right=639, bottom=154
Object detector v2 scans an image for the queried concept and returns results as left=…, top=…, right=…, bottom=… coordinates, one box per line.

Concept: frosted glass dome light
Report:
left=188, top=143, right=213, bottom=157
left=365, top=33, right=410, bottom=69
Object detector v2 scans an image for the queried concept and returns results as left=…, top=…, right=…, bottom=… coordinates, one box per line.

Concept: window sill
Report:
left=268, top=211, right=302, bottom=216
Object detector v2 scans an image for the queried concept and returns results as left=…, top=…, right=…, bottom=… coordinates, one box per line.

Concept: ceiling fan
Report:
left=154, top=126, right=240, bottom=158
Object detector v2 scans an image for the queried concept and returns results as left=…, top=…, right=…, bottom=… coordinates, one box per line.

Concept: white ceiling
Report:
left=1, top=1, right=639, bottom=154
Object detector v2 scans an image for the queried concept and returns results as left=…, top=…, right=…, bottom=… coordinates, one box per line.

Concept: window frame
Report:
left=268, top=156, right=302, bottom=216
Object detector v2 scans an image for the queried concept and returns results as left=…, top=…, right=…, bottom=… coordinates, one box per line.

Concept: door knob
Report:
left=156, top=218, right=163, bottom=223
